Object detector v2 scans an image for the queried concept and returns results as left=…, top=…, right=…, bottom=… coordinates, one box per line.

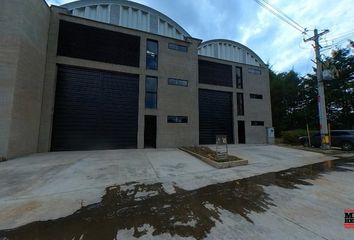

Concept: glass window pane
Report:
left=236, top=67, right=243, bottom=89
left=237, top=93, right=244, bottom=116
left=145, top=93, right=157, bottom=109
left=147, top=40, right=158, bottom=54
left=180, top=116, right=188, bottom=123
left=250, top=94, right=263, bottom=99
left=146, top=55, right=158, bottom=70
left=168, top=43, right=188, bottom=52
left=251, top=121, right=264, bottom=126
left=168, top=78, right=188, bottom=87
left=167, top=116, right=188, bottom=123
left=248, top=68, right=261, bottom=75
left=146, top=77, right=157, bottom=91
left=146, top=40, right=158, bottom=70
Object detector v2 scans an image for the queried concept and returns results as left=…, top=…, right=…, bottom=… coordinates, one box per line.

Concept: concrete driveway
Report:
left=0, top=145, right=336, bottom=230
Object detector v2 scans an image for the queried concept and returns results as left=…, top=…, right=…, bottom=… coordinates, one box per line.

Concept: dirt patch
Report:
left=180, top=146, right=241, bottom=163
left=1, top=201, right=41, bottom=220
left=179, top=146, right=247, bottom=168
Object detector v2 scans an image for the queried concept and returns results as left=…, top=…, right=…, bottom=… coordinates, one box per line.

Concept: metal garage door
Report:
left=51, top=66, right=139, bottom=151
left=199, top=89, right=234, bottom=144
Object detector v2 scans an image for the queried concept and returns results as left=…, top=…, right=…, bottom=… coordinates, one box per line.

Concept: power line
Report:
left=261, top=0, right=306, bottom=32
left=324, top=30, right=354, bottom=41
left=253, top=0, right=307, bottom=34
left=320, top=38, right=353, bottom=52
left=253, top=0, right=304, bottom=33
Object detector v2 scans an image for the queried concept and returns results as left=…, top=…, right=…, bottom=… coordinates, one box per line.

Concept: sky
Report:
left=46, top=0, right=354, bottom=75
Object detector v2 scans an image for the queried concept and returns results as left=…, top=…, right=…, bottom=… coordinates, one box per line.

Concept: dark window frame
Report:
left=146, top=39, right=158, bottom=70
left=168, top=78, right=188, bottom=87
left=167, top=116, right=188, bottom=123
left=251, top=121, right=265, bottom=126
left=250, top=93, right=263, bottom=99
left=236, top=67, right=243, bottom=89
left=168, top=43, right=188, bottom=52
left=237, top=93, right=244, bottom=116
left=145, top=76, right=158, bottom=109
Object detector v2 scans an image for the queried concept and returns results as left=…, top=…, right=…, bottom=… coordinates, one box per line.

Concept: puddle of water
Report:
left=0, top=158, right=353, bottom=240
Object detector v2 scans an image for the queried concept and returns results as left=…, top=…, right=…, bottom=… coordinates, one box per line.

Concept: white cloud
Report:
left=237, top=0, right=354, bottom=74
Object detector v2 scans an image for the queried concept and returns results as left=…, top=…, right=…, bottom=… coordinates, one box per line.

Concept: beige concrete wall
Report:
left=37, top=10, right=271, bottom=151
left=38, top=13, right=201, bottom=151
left=198, top=56, right=272, bottom=144
left=152, top=38, right=200, bottom=148
left=0, top=0, right=50, bottom=159
left=243, top=66, right=272, bottom=144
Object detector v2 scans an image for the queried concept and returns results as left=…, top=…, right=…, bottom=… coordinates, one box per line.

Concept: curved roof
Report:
left=198, top=39, right=266, bottom=67
left=61, top=0, right=190, bottom=40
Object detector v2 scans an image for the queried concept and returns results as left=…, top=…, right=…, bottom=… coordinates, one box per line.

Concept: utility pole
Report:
left=304, top=29, right=330, bottom=149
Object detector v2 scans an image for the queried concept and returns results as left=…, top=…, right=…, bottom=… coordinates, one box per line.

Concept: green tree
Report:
left=270, top=69, right=303, bottom=135
left=303, top=46, right=354, bottom=129
left=270, top=43, right=354, bottom=135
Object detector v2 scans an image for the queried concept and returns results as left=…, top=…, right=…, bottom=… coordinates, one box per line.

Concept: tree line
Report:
left=270, top=44, right=354, bottom=136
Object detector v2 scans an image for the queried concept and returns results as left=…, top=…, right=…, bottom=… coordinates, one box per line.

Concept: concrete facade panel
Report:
left=198, top=56, right=272, bottom=145
left=0, top=0, right=50, bottom=159
left=38, top=12, right=201, bottom=151
left=3, top=1, right=272, bottom=157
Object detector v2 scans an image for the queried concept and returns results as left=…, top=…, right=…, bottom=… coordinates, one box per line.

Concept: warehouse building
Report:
left=0, top=0, right=272, bottom=159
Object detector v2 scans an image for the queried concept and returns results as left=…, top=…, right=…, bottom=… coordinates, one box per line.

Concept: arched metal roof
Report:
left=198, top=39, right=266, bottom=67
left=61, top=0, right=191, bottom=40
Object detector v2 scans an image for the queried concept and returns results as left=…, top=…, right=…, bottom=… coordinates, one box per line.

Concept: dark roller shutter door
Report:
left=51, top=66, right=139, bottom=151
left=199, top=89, right=234, bottom=144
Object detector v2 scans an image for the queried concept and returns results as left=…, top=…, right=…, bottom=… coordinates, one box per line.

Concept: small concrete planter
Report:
left=179, top=147, right=248, bottom=169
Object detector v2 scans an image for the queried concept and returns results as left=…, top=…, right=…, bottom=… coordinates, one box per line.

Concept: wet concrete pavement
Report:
left=1, top=145, right=353, bottom=238
left=1, top=158, right=354, bottom=239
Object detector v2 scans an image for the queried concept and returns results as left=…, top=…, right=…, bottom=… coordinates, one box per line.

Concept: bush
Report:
left=281, top=129, right=310, bottom=145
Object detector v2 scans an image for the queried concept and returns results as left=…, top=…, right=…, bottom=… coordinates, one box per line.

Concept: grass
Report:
left=181, top=146, right=241, bottom=163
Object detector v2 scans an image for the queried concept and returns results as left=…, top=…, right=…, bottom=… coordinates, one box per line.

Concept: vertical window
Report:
left=146, top=39, right=158, bottom=70
left=237, top=93, right=244, bottom=116
left=145, top=76, right=158, bottom=109
left=236, top=67, right=243, bottom=89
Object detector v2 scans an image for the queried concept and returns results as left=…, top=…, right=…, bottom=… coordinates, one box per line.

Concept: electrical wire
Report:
left=320, top=38, right=352, bottom=53
left=253, top=0, right=304, bottom=33
left=324, top=30, right=354, bottom=41
left=261, top=0, right=306, bottom=32
left=253, top=0, right=307, bottom=34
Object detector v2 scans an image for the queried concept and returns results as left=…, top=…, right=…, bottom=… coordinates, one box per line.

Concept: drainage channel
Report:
left=0, top=157, right=353, bottom=240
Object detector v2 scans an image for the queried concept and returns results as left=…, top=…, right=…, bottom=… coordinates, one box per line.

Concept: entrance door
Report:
left=144, top=116, right=157, bottom=148
left=238, top=121, right=246, bottom=144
